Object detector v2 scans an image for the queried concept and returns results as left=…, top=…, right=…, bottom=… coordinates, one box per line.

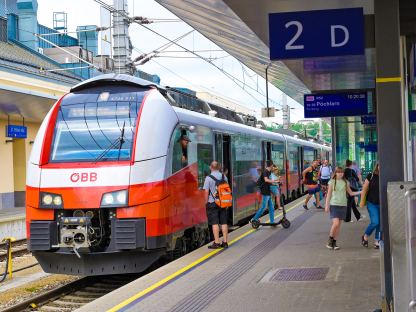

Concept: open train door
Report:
left=214, top=133, right=233, bottom=224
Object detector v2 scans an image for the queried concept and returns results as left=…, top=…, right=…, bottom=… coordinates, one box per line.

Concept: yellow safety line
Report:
left=107, top=204, right=299, bottom=312
left=376, top=77, right=402, bottom=83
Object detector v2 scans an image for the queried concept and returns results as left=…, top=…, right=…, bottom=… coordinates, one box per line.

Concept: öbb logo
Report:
left=70, top=172, right=98, bottom=183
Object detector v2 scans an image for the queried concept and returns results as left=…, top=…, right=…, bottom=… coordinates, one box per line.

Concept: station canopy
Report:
left=155, top=0, right=415, bottom=104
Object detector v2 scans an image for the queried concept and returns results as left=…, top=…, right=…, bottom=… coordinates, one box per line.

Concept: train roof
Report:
left=174, top=107, right=330, bottom=150
left=70, top=73, right=158, bottom=92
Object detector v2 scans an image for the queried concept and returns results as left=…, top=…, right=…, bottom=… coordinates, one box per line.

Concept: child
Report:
left=325, top=167, right=361, bottom=250
left=270, top=165, right=282, bottom=210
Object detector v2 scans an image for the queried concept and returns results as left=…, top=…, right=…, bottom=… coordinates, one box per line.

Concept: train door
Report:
left=271, top=141, right=286, bottom=203
left=222, top=135, right=232, bottom=184
left=215, top=133, right=233, bottom=223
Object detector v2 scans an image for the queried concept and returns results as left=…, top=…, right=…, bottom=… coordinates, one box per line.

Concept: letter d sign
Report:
left=331, top=25, right=349, bottom=48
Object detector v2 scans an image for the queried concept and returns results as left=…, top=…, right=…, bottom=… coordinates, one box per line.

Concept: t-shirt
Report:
left=328, top=179, right=348, bottom=207
left=259, top=169, right=272, bottom=195
left=203, top=171, right=228, bottom=203
left=305, top=167, right=319, bottom=185
left=366, top=173, right=379, bottom=204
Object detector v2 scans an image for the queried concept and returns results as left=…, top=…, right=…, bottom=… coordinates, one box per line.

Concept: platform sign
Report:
left=269, top=8, right=365, bottom=60
left=304, top=92, right=368, bottom=118
left=361, top=115, right=376, bottom=125
left=6, top=125, right=27, bottom=138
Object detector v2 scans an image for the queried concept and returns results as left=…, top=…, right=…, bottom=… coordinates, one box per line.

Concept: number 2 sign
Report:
left=269, top=8, right=365, bottom=60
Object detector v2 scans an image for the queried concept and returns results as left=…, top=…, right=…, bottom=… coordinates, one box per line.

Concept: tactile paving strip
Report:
left=270, top=267, right=329, bottom=282
left=167, top=211, right=312, bottom=312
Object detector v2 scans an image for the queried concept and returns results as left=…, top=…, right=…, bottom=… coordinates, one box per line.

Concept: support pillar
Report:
left=375, top=0, right=405, bottom=310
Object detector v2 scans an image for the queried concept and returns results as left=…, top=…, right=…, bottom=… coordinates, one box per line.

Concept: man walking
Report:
left=203, top=161, right=229, bottom=249
left=302, top=160, right=323, bottom=210
left=250, top=160, right=278, bottom=224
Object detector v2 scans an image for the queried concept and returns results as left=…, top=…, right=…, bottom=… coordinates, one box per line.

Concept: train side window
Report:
left=197, top=144, right=213, bottom=188
left=172, top=129, right=190, bottom=173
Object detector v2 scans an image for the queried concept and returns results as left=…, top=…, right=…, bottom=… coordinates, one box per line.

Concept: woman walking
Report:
left=325, top=167, right=361, bottom=250
left=360, top=164, right=381, bottom=249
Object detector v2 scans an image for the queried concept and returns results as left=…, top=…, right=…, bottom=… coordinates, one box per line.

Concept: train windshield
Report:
left=50, top=86, right=147, bottom=162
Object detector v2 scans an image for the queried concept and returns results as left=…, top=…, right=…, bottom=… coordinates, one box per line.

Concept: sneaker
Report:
left=221, top=242, right=229, bottom=249
left=332, top=241, right=340, bottom=250
left=303, top=205, right=309, bottom=210
left=317, top=206, right=324, bottom=209
left=361, top=235, right=369, bottom=247
left=326, top=238, right=334, bottom=250
left=208, top=242, right=222, bottom=249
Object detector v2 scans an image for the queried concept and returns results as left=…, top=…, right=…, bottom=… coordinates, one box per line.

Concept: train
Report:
left=26, top=74, right=331, bottom=276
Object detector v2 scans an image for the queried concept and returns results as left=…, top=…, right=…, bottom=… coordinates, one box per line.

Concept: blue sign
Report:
left=269, top=8, right=365, bottom=60
left=361, top=115, right=376, bottom=125
left=304, top=92, right=368, bottom=118
left=6, top=125, right=27, bottom=138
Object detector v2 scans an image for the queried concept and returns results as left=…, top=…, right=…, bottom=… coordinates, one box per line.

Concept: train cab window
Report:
left=172, top=129, right=191, bottom=173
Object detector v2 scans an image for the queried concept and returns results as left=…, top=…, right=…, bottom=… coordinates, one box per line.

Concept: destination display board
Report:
left=304, top=92, right=368, bottom=118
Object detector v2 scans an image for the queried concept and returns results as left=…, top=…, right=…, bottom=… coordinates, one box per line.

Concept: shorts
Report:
left=206, top=202, right=228, bottom=225
left=320, top=178, right=330, bottom=186
left=270, top=185, right=280, bottom=196
left=330, top=205, right=347, bottom=219
left=307, top=185, right=320, bottom=195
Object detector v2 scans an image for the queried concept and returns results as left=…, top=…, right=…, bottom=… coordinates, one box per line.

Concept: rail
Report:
left=0, top=238, right=39, bottom=283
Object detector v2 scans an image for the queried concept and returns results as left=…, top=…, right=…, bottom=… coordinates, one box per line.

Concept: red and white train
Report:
left=26, top=74, right=331, bottom=275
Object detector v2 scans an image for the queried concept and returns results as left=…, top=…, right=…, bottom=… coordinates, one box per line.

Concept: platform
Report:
left=78, top=199, right=381, bottom=312
left=0, top=207, right=25, bottom=240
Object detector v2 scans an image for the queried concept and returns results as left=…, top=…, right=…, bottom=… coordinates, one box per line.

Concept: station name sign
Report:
left=304, top=92, right=368, bottom=118
left=269, top=8, right=365, bottom=60
left=6, top=125, right=27, bottom=139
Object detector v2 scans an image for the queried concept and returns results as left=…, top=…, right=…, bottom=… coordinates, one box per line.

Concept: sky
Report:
left=36, top=0, right=307, bottom=122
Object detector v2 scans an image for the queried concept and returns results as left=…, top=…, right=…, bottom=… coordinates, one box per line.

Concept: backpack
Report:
left=209, top=174, right=233, bottom=208
left=320, top=165, right=332, bottom=178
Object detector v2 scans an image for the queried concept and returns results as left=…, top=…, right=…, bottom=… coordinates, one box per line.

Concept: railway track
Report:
left=1, top=274, right=140, bottom=312
left=0, top=239, right=30, bottom=262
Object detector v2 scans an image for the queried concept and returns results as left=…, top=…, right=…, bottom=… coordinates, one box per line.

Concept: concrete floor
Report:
left=78, top=201, right=381, bottom=312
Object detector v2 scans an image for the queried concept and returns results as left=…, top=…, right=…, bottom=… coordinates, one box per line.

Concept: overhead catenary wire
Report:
left=93, top=0, right=275, bottom=109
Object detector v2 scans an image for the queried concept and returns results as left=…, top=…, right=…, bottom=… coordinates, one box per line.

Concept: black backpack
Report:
left=256, top=174, right=264, bottom=188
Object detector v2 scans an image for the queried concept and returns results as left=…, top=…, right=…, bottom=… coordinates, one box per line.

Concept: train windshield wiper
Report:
left=94, top=122, right=126, bottom=163
left=117, top=122, right=126, bottom=161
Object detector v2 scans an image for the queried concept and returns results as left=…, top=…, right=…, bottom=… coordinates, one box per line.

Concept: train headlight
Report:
left=42, top=194, right=53, bottom=205
left=100, top=190, right=128, bottom=207
left=40, top=193, right=63, bottom=208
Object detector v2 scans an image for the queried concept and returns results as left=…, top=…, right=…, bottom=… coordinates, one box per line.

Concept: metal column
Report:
left=375, top=0, right=406, bottom=310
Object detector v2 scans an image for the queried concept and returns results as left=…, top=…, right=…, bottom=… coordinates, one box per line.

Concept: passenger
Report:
left=203, top=161, right=229, bottom=249
left=352, top=161, right=363, bottom=184
left=360, top=163, right=381, bottom=249
left=246, top=161, right=259, bottom=193
left=302, top=160, right=323, bottom=210
left=344, top=160, right=362, bottom=222
left=270, top=165, right=282, bottom=210
left=319, top=159, right=332, bottom=197
left=178, top=134, right=191, bottom=167
left=325, top=167, right=361, bottom=250
left=250, top=160, right=278, bottom=224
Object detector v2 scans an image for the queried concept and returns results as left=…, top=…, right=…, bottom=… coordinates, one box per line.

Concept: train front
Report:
left=26, top=76, right=170, bottom=275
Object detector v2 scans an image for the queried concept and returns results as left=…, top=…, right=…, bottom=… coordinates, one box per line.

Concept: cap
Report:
left=179, top=135, right=191, bottom=142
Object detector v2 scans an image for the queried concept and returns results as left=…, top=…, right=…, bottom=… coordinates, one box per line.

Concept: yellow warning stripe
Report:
left=376, top=77, right=402, bottom=83
left=107, top=204, right=299, bottom=312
